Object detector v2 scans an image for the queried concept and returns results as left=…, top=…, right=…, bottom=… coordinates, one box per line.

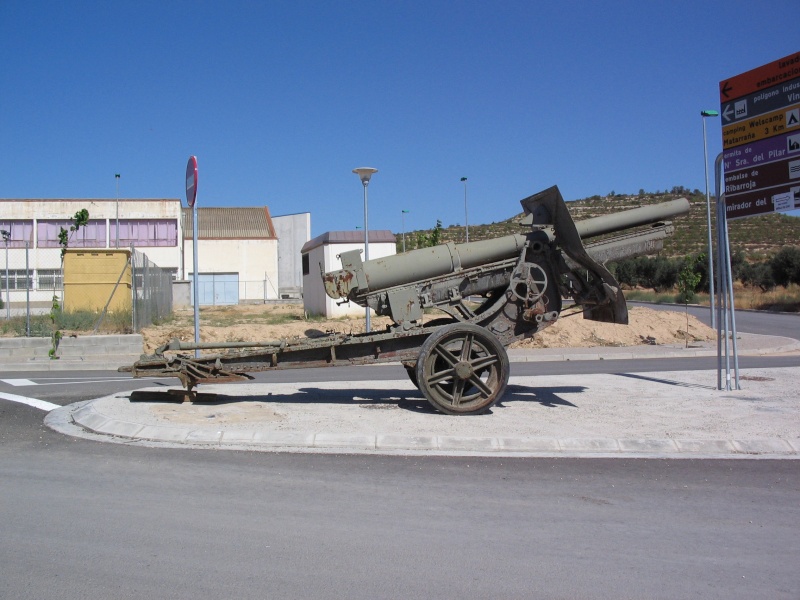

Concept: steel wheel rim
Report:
left=421, top=330, right=503, bottom=410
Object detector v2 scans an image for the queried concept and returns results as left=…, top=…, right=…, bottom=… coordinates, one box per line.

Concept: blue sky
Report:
left=1, top=1, right=797, bottom=236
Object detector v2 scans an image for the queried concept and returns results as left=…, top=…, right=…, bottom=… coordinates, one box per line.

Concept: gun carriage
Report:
left=123, top=186, right=689, bottom=415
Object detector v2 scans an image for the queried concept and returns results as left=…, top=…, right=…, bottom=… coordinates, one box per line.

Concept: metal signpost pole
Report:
left=701, top=110, right=718, bottom=328
left=715, top=153, right=741, bottom=390
left=186, top=157, right=200, bottom=359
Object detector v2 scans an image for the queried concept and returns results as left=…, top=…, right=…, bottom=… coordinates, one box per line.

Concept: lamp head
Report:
left=461, top=177, right=467, bottom=182
left=701, top=110, right=719, bottom=117
left=353, top=167, right=378, bottom=185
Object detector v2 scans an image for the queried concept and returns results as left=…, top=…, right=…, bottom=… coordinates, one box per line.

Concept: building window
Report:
left=38, top=220, right=107, bottom=248
left=302, top=253, right=310, bottom=276
left=37, top=269, right=63, bottom=290
left=0, top=220, right=34, bottom=248
left=113, top=219, right=177, bottom=247
left=0, top=270, right=33, bottom=290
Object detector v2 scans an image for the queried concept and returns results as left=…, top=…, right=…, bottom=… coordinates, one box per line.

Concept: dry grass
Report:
left=624, top=284, right=800, bottom=313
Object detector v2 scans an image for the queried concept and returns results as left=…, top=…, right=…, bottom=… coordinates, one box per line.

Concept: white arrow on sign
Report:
left=722, top=104, right=734, bottom=123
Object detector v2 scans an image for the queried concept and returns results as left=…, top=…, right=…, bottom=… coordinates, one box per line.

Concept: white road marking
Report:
left=2, top=376, right=163, bottom=387
left=0, top=392, right=59, bottom=411
left=1, top=379, right=37, bottom=387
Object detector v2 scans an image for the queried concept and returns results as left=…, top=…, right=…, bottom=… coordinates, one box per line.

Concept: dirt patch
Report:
left=138, top=304, right=714, bottom=354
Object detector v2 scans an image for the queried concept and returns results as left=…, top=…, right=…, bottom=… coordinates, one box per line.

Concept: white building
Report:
left=181, top=206, right=279, bottom=305
left=301, top=230, right=396, bottom=318
left=0, top=198, right=309, bottom=309
left=0, top=198, right=182, bottom=309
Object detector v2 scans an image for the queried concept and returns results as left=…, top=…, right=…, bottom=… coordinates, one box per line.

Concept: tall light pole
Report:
left=461, top=177, right=469, bottom=243
left=701, top=110, right=719, bottom=328
left=1, top=229, right=10, bottom=320
left=352, top=167, right=378, bottom=332
left=115, top=173, right=121, bottom=248
left=401, top=209, right=409, bottom=252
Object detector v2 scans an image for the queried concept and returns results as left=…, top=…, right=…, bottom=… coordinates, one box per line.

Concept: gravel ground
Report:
left=97, top=366, right=800, bottom=442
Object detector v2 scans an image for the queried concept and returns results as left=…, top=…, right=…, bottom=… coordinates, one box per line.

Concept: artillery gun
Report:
left=123, top=185, right=689, bottom=415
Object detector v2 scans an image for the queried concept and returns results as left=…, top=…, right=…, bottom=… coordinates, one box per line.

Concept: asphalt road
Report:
left=2, top=422, right=799, bottom=600
left=1, top=305, right=798, bottom=598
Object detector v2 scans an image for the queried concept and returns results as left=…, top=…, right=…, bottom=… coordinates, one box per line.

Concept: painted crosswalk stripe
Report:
left=0, top=392, right=59, bottom=411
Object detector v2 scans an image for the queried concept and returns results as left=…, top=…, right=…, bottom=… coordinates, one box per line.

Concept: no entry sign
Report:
left=186, top=155, right=198, bottom=207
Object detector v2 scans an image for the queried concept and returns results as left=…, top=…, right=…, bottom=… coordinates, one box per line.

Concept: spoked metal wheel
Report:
left=415, top=323, right=510, bottom=415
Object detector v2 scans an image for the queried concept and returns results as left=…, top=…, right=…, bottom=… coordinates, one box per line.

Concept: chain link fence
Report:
left=1, top=242, right=172, bottom=336
left=131, top=248, right=172, bottom=331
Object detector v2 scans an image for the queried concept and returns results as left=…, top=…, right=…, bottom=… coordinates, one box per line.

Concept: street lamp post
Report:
left=461, top=177, right=469, bottom=243
left=115, top=173, right=121, bottom=248
left=701, top=110, right=719, bottom=328
left=352, top=167, right=378, bottom=332
left=401, top=209, right=409, bottom=252
left=1, top=229, right=9, bottom=320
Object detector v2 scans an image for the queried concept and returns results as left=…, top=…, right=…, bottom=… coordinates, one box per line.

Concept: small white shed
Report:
left=301, top=230, right=396, bottom=318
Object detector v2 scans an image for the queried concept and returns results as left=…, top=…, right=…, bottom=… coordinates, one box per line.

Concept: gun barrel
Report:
left=574, top=198, right=690, bottom=240
left=324, top=234, right=527, bottom=299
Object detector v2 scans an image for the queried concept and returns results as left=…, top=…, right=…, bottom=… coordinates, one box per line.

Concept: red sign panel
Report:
left=719, top=51, right=800, bottom=103
left=185, top=156, right=198, bottom=208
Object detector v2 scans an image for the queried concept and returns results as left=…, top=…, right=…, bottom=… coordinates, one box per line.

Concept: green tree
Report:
left=739, top=262, right=775, bottom=292
left=676, top=258, right=702, bottom=348
left=770, top=246, right=800, bottom=287
left=611, top=258, right=638, bottom=288
left=676, top=258, right=701, bottom=305
left=50, top=208, right=89, bottom=358
left=414, top=220, right=443, bottom=249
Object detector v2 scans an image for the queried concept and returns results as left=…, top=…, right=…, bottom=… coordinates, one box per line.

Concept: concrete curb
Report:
left=47, top=384, right=800, bottom=459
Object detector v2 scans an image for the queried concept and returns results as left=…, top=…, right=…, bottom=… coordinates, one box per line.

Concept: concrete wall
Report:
left=272, top=213, right=310, bottom=298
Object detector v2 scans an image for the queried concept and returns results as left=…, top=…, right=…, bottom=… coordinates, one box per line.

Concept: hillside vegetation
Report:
left=399, top=187, right=800, bottom=262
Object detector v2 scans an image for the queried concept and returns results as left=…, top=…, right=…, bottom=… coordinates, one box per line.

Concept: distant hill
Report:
left=397, top=188, right=800, bottom=261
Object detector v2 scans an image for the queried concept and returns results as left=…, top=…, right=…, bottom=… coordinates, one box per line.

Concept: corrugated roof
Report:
left=182, top=207, right=275, bottom=239
left=301, top=230, right=396, bottom=254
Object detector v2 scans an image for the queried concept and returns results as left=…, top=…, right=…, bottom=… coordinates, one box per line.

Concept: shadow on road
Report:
left=127, top=383, right=586, bottom=413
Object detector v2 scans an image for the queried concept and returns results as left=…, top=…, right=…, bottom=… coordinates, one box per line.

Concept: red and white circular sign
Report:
left=185, top=156, right=198, bottom=207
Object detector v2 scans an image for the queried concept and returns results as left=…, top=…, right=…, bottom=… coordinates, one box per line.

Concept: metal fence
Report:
left=1, top=242, right=172, bottom=335
left=131, top=248, right=172, bottom=330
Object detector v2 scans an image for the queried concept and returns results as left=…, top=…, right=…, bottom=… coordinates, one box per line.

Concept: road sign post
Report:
left=713, top=51, right=799, bottom=390
left=186, top=156, right=200, bottom=358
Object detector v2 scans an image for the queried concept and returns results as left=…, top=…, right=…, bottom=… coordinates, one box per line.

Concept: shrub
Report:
left=770, top=246, right=800, bottom=287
